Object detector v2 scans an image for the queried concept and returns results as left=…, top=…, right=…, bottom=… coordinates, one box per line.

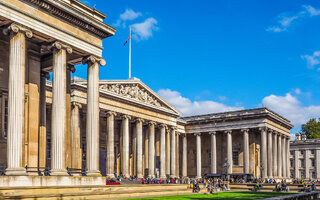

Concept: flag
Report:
left=123, top=35, right=130, bottom=46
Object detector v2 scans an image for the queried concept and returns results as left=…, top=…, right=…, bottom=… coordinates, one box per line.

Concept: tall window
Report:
left=301, top=159, right=305, bottom=168
left=300, top=150, right=304, bottom=155
left=312, top=171, right=316, bottom=179
left=290, top=151, right=294, bottom=156
left=232, top=151, right=238, bottom=166
left=312, top=159, right=315, bottom=167
left=311, top=150, right=315, bottom=155
left=290, top=160, right=294, bottom=168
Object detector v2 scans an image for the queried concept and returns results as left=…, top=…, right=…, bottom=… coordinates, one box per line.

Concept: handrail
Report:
left=66, top=167, right=87, bottom=176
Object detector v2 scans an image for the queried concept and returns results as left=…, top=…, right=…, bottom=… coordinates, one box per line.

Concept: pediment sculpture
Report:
left=100, top=83, right=165, bottom=108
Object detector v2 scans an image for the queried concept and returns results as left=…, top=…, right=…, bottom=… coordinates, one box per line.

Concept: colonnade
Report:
left=4, top=23, right=106, bottom=176
left=194, top=128, right=290, bottom=179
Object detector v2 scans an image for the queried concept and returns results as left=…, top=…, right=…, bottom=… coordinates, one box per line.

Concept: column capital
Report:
left=267, top=128, right=274, bottom=134
left=135, top=118, right=144, bottom=123
left=176, top=132, right=181, bottom=136
left=259, top=126, right=267, bottom=132
left=106, top=111, right=117, bottom=117
left=3, top=23, right=33, bottom=38
left=121, top=114, right=131, bottom=120
left=82, top=55, right=106, bottom=66
left=224, top=130, right=232, bottom=134
left=194, top=133, right=201, bottom=136
left=148, top=121, right=157, bottom=126
left=241, top=129, right=249, bottom=133
left=181, top=133, right=187, bottom=137
left=159, top=124, right=167, bottom=129
left=71, top=101, right=82, bottom=109
left=209, top=131, right=216, bottom=135
left=48, top=41, right=72, bottom=54
left=170, top=126, right=177, bottom=131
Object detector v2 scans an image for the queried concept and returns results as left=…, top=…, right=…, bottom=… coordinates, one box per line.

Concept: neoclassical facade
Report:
left=289, top=134, right=320, bottom=180
left=0, top=0, right=294, bottom=187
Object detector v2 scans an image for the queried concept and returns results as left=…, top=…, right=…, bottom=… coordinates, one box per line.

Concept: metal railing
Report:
left=25, top=166, right=50, bottom=176
left=66, top=167, right=87, bottom=176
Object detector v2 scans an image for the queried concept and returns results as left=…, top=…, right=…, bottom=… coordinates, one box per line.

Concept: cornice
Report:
left=24, top=0, right=116, bottom=38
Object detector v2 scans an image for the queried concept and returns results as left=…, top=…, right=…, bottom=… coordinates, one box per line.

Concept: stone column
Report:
left=136, top=118, right=144, bottom=178
left=176, top=132, right=180, bottom=177
left=122, top=115, right=131, bottom=178
left=195, top=133, right=202, bottom=178
left=241, top=129, right=249, bottom=174
left=71, top=102, right=82, bottom=170
left=209, top=132, right=217, bottom=174
left=305, top=150, right=310, bottom=179
left=50, top=42, right=72, bottom=175
left=286, top=136, right=290, bottom=178
left=294, top=150, right=299, bottom=179
left=226, top=130, right=233, bottom=175
left=170, top=128, right=176, bottom=177
left=160, top=124, right=166, bottom=179
left=316, top=150, right=320, bottom=179
left=273, top=132, right=277, bottom=177
left=282, top=136, right=286, bottom=178
left=39, top=72, right=49, bottom=169
left=83, top=55, right=105, bottom=176
left=260, top=127, right=267, bottom=179
left=278, top=134, right=282, bottom=178
left=166, top=129, right=170, bottom=176
left=182, top=134, right=187, bottom=178
left=5, top=23, right=32, bottom=175
left=267, top=129, right=273, bottom=178
left=106, top=111, right=116, bottom=177
left=148, top=122, right=156, bottom=178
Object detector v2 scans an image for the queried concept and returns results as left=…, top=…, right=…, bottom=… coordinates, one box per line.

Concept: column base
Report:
left=170, top=175, right=176, bottom=178
left=50, top=169, right=68, bottom=176
left=196, top=176, right=202, bottom=179
left=6, top=168, right=27, bottom=176
left=87, top=170, right=101, bottom=177
left=137, top=174, right=143, bottom=179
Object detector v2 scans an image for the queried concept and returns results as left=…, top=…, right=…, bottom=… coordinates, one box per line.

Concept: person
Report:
left=141, top=178, right=144, bottom=184
left=223, top=184, right=229, bottom=191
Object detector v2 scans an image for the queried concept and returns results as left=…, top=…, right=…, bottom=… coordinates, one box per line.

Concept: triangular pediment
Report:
left=73, top=78, right=181, bottom=116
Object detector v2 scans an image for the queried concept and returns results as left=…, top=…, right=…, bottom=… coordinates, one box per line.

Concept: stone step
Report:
left=0, top=184, right=191, bottom=199
left=2, top=189, right=192, bottom=200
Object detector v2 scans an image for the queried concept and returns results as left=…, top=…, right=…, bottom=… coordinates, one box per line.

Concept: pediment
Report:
left=74, top=78, right=181, bottom=116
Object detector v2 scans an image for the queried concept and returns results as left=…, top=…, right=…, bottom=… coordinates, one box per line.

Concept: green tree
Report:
left=301, top=118, right=320, bottom=139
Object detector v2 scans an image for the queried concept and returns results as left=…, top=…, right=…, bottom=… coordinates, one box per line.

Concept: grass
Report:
left=126, top=191, right=298, bottom=200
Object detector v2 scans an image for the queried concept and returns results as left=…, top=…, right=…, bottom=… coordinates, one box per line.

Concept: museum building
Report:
left=0, top=0, right=293, bottom=186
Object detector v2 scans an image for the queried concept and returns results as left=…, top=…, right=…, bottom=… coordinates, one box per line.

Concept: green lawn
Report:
left=126, top=192, right=297, bottom=200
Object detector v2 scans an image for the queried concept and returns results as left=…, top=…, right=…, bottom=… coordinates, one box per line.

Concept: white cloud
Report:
left=294, top=88, right=301, bottom=95
left=303, top=5, right=320, bottom=16
left=158, top=89, right=243, bottom=117
left=113, top=8, right=142, bottom=28
left=131, top=17, right=159, bottom=40
left=301, top=51, right=320, bottom=69
left=120, top=9, right=142, bottom=21
left=262, top=93, right=320, bottom=127
left=267, top=5, right=320, bottom=32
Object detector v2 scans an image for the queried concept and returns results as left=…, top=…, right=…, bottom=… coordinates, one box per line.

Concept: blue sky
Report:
left=77, top=0, right=320, bottom=135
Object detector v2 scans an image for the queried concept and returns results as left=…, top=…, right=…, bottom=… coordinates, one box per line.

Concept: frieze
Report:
left=99, top=83, right=165, bottom=108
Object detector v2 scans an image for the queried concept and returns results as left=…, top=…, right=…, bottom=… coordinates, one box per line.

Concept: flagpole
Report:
left=129, top=26, right=131, bottom=79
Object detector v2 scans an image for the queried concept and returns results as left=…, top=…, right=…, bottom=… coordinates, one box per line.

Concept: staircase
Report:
left=0, top=184, right=192, bottom=199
